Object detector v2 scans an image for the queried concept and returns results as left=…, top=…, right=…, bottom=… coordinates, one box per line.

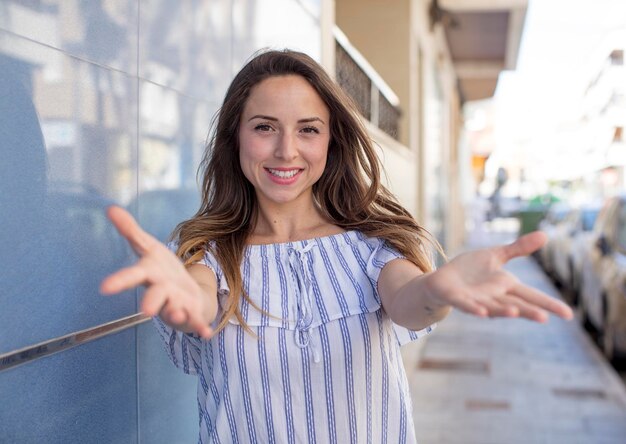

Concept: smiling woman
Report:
left=238, top=75, right=331, bottom=214
left=101, top=49, right=573, bottom=443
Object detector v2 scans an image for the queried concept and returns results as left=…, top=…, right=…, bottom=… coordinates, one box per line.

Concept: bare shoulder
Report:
left=187, top=263, right=217, bottom=287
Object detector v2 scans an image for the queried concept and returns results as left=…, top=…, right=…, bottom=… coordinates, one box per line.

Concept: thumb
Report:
left=498, top=231, right=547, bottom=262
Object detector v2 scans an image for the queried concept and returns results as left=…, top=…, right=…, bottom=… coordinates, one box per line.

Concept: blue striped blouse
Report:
left=154, top=231, right=434, bottom=444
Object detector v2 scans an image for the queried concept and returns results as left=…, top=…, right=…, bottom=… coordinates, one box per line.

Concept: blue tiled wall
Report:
left=0, top=1, right=321, bottom=442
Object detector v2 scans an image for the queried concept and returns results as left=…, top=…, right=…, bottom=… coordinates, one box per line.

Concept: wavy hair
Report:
left=173, top=49, right=438, bottom=334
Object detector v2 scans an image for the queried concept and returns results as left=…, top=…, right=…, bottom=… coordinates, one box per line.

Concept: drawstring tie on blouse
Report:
left=287, top=242, right=320, bottom=363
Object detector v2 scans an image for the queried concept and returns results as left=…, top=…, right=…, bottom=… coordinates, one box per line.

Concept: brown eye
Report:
left=301, top=126, right=320, bottom=134
left=254, top=124, right=273, bottom=132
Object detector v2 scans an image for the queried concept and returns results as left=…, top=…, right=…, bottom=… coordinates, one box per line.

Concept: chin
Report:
left=258, top=190, right=303, bottom=206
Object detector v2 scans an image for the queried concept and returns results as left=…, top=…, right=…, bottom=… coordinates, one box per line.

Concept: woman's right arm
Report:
left=100, top=206, right=217, bottom=339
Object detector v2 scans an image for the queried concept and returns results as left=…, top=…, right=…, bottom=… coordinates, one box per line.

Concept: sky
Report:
left=491, top=0, right=626, bottom=182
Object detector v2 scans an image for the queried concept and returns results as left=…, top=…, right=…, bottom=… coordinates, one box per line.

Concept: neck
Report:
left=250, top=195, right=339, bottom=244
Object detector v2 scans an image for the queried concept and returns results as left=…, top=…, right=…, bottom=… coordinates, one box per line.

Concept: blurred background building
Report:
left=578, top=31, right=626, bottom=200
left=0, top=0, right=528, bottom=441
left=477, top=3, right=626, bottom=213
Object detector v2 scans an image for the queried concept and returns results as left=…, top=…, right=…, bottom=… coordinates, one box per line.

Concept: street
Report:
left=403, top=219, right=626, bottom=444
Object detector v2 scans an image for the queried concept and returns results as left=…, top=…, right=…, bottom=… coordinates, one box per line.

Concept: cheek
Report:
left=307, top=144, right=330, bottom=180
left=239, top=135, right=261, bottom=167
left=239, top=132, right=273, bottom=161
left=315, top=139, right=330, bottom=168
left=238, top=136, right=256, bottom=182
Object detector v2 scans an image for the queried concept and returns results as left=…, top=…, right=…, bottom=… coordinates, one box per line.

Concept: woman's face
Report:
left=238, top=75, right=331, bottom=209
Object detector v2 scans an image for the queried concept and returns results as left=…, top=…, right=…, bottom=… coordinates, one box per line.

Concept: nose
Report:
left=274, top=132, right=299, bottom=161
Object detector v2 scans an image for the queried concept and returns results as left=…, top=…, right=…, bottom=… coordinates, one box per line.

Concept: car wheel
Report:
left=602, top=323, right=616, bottom=362
left=575, top=274, right=591, bottom=328
left=563, top=258, right=578, bottom=306
left=575, top=296, right=588, bottom=327
left=600, top=294, right=616, bottom=362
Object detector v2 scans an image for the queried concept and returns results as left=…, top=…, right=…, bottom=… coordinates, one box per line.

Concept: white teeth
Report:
left=268, top=168, right=299, bottom=178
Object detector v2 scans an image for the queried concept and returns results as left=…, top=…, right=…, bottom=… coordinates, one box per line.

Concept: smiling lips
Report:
left=265, top=167, right=303, bottom=184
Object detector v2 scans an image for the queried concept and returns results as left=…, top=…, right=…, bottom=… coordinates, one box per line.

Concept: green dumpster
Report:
left=517, top=205, right=548, bottom=236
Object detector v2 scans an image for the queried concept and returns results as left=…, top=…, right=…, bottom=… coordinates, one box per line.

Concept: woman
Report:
left=101, top=50, right=573, bottom=443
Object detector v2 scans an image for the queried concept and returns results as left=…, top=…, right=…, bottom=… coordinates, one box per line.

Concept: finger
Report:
left=497, top=231, right=547, bottom=262
left=168, top=308, right=188, bottom=325
left=496, top=294, right=549, bottom=323
left=107, top=205, right=158, bottom=255
left=185, top=311, right=214, bottom=339
left=140, top=285, right=170, bottom=317
left=100, top=265, right=148, bottom=295
left=510, top=284, right=574, bottom=320
left=477, top=297, right=520, bottom=318
left=162, top=304, right=213, bottom=339
left=161, top=297, right=187, bottom=324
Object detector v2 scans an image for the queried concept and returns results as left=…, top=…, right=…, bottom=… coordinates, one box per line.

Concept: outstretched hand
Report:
left=100, top=206, right=214, bottom=338
left=425, top=231, right=573, bottom=323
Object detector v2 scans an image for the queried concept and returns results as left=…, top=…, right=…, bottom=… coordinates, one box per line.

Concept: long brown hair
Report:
left=173, top=49, right=438, bottom=333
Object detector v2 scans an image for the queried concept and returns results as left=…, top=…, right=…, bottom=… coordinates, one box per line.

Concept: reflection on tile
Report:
left=0, top=32, right=138, bottom=354
left=137, top=79, right=218, bottom=242
left=232, top=0, right=322, bottom=73
left=139, top=0, right=232, bottom=103
left=137, top=321, right=197, bottom=444
left=0, top=0, right=137, bottom=73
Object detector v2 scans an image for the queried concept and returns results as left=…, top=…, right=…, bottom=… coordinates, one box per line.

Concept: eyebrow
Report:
left=248, top=115, right=326, bottom=125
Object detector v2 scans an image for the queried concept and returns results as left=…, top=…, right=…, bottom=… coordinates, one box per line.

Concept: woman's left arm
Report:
left=378, top=231, right=574, bottom=331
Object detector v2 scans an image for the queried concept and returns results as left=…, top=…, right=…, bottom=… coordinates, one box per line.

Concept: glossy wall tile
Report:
left=0, top=0, right=138, bottom=74
left=139, top=0, right=232, bottom=103
left=137, top=321, right=198, bottom=444
left=0, top=31, right=138, bottom=354
left=0, top=0, right=324, bottom=442
left=0, top=330, right=138, bottom=443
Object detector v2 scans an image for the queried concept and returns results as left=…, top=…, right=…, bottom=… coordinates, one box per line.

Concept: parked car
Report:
left=550, top=205, right=601, bottom=304
left=536, top=203, right=570, bottom=273
left=579, top=194, right=626, bottom=360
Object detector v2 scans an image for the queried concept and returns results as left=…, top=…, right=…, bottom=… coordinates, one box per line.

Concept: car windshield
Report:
left=581, top=209, right=599, bottom=231
left=548, top=207, right=569, bottom=224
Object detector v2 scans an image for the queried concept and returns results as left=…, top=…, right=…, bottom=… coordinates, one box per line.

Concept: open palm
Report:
left=427, top=232, right=573, bottom=322
left=100, top=206, right=213, bottom=338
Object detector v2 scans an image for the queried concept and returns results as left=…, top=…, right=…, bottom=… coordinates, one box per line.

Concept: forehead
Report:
left=243, top=75, right=329, bottom=117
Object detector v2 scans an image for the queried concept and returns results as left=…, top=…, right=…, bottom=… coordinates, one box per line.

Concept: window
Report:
left=610, top=49, right=624, bottom=66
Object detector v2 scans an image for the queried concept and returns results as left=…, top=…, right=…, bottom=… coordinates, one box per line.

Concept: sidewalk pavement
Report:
left=403, top=224, right=626, bottom=444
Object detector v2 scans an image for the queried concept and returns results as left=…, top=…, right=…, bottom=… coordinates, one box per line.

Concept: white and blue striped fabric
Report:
left=154, top=231, right=435, bottom=444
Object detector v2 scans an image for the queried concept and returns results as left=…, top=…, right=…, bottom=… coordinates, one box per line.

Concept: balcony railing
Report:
left=334, top=27, right=402, bottom=140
